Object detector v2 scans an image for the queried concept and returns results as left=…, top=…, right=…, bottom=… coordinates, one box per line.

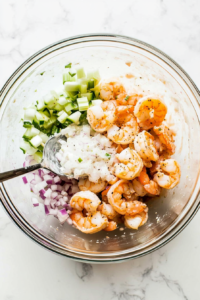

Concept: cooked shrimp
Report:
left=107, top=180, right=147, bottom=215
left=70, top=191, right=101, bottom=213
left=104, top=221, right=117, bottom=231
left=124, top=208, right=148, bottom=230
left=116, top=93, right=143, bottom=106
left=132, top=178, right=147, bottom=197
left=154, top=159, right=181, bottom=189
left=87, top=101, right=116, bottom=133
left=101, top=187, right=111, bottom=203
left=70, top=210, right=108, bottom=234
left=99, top=81, right=125, bottom=101
left=134, top=95, right=167, bottom=129
left=114, top=148, right=143, bottom=180
left=107, top=105, right=139, bottom=144
left=78, top=178, right=107, bottom=194
left=138, top=166, right=160, bottom=195
left=153, top=124, right=176, bottom=155
left=98, top=202, right=119, bottom=220
left=134, top=131, right=159, bottom=162
left=149, top=153, right=170, bottom=176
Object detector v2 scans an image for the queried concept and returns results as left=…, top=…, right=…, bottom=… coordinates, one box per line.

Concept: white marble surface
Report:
left=0, top=0, right=200, bottom=299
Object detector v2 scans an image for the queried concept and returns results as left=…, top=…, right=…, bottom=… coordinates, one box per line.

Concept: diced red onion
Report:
left=44, top=198, right=51, bottom=205
left=44, top=188, right=52, bottom=198
left=56, top=201, right=61, bottom=206
left=61, top=190, right=67, bottom=196
left=54, top=176, right=61, bottom=183
left=56, top=195, right=63, bottom=200
left=57, top=209, right=68, bottom=224
left=22, top=176, right=28, bottom=184
left=51, top=185, right=58, bottom=191
left=51, top=192, right=58, bottom=199
left=47, top=180, right=53, bottom=184
left=49, top=208, right=58, bottom=215
left=44, top=205, right=50, bottom=215
left=34, top=175, right=43, bottom=184
left=31, top=197, right=39, bottom=207
left=56, top=185, right=63, bottom=192
left=50, top=200, right=57, bottom=209
left=38, top=169, right=44, bottom=178
left=35, top=181, right=47, bottom=193
left=42, top=169, right=49, bottom=174
left=71, top=185, right=80, bottom=194
left=63, top=196, right=68, bottom=202
left=63, top=183, right=71, bottom=191
left=44, top=174, right=53, bottom=181
left=39, top=190, right=46, bottom=200
left=23, top=162, right=26, bottom=168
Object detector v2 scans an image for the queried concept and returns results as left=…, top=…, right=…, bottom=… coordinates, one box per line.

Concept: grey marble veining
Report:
left=0, top=0, right=200, bottom=299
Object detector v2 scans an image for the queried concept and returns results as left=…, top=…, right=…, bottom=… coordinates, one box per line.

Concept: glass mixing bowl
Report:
left=0, top=34, right=200, bottom=263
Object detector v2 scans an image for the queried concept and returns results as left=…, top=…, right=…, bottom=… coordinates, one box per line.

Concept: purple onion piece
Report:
left=22, top=176, right=28, bottom=184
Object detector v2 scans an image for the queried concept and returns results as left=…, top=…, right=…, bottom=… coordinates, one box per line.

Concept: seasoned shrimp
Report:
left=70, top=210, right=108, bottom=234
left=114, top=148, right=143, bottom=180
left=99, top=81, right=125, bottom=101
left=132, top=178, right=147, bottom=197
left=78, top=178, right=107, bottom=194
left=138, top=166, right=160, bottom=195
left=87, top=101, right=116, bottom=133
left=107, top=180, right=147, bottom=215
left=124, top=208, right=148, bottom=230
left=104, top=221, right=117, bottom=231
left=98, top=202, right=119, bottom=219
left=134, top=95, right=167, bottom=129
left=70, top=191, right=101, bottom=213
left=153, top=124, right=176, bottom=155
left=134, top=131, right=159, bottom=162
left=154, top=159, right=181, bottom=189
left=116, top=93, right=143, bottom=106
left=107, top=106, right=139, bottom=144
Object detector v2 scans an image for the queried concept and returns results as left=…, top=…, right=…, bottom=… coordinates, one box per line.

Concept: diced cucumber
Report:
left=43, top=116, right=57, bottom=129
left=51, top=125, right=60, bottom=135
left=37, top=100, right=46, bottom=111
left=64, top=82, right=80, bottom=93
left=58, top=111, right=68, bottom=123
left=77, top=97, right=89, bottom=111
left=64, top=102, right=78, bottom=112
left=80, top=84, right=87, bottom=94
left=30, top=135, right=43, bottom=148
left=36, top=111, right=49, bottom=122
left=23, top=121, right=32, bottom=128
left=24, top=108, right=36, bottom=121
left=67, top=111, right=81, bottom=124
left=57, top=110, right=65, bottom=117
left=75, top=66, right=86, bottom=79
left=23, top=127, right=40, bottom=140
left=39, top=132, right=49, bottom=143
left=53, top=103, right=64, bottom=112
left=91, top=99, right=103, bottom=106
left=33, top=152, right=43, bottom=163
left=57, top=96, right=70, bottom=106
left=44, top=93, right=57, bottom=108
left=87, top=69, right=100, bottom=82
left=80, top=93, right=93, bottom=101
left=20, top=140, right=37, bottom=155
left=88, top=79, right=94, bottom=89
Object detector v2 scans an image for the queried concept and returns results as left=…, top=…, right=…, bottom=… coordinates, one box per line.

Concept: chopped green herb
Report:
left=60, top=94, right=64, bottom=97
left=125, top=95, right=130, bottom=101
left=78, top=158, right=83, bottom=163
left=69, top=72, right=76, bottom=77
left=158, top=128, right=162, bottom=131
left=40, top=72, right=45, bottom=75
left=105, top=153, right=111, bottom=158
left=65, top=63, right=72, bottom=68
left=35, top=89, right=37, bottom=92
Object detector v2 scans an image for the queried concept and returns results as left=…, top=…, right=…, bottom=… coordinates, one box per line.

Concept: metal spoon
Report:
left=0, top=134, right=68, bottom=182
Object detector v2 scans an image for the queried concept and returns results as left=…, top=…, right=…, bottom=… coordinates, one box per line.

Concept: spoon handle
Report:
left=0, top=164, right=42, bottom=182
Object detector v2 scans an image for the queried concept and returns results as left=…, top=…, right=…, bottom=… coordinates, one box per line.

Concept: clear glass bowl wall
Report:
left=0, top=35, right=200, bottom=262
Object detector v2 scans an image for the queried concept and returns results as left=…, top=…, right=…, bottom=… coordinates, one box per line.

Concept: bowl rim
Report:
left=0, top=33, right=200, bottom=263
